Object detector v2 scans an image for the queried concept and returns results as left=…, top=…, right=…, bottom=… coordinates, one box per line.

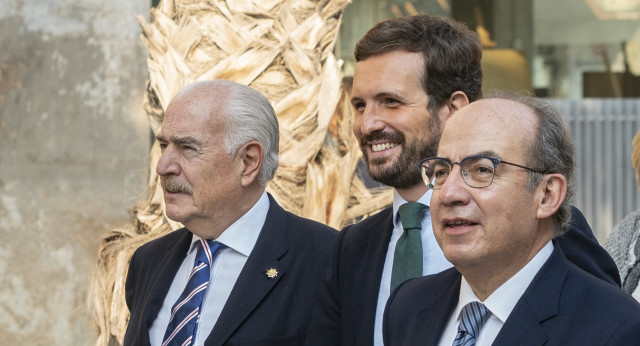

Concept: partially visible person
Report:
left=123, top=80, right=337, bottom=346
left=384, top=94, right=640, bottom=345
left=306, top=14, right=620, bottom=346
left=606, top=129, right=640, bottom=301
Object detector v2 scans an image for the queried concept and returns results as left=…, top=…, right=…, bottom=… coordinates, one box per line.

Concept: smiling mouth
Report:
left=371, top=142, right=399, bottom=152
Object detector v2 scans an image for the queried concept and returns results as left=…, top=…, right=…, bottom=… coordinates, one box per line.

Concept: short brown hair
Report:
left=354, top=15, right=483, bottom=113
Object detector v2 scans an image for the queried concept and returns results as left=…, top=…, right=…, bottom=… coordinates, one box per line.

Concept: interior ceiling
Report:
left=536, top=0, right=640, bottom=20
left=586, top=0, right=640, bottom=19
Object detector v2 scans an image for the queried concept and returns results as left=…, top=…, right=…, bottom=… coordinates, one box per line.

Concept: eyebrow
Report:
left=474, top=150, right=500, bottom=158
left=155, top=134, right=201, bottom=147
left=350, top=96, right=363, bottom=105
left=350, top=91, right=406, bottom=105
left=441, top=150, right=501, bottom=161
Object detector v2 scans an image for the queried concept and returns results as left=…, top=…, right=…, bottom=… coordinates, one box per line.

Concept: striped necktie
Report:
left=162, top=239, right=225, bottom=346
left=452, top=301, right=491, bottom=346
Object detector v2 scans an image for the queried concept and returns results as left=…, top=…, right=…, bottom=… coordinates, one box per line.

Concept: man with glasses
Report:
left=306, top=14, right=620, bottom=346
left=384, top=94, right=640, bottom=345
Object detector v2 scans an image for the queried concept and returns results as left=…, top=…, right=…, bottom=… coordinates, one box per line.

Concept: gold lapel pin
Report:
left=266, top=268, right=278, bottom=279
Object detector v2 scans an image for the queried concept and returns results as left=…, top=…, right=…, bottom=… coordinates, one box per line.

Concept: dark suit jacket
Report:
left=383, top=244, right=640, bottom=346
left=124, top=194, right=337, bottom=346
left=305, top=206, right=620, bottom=346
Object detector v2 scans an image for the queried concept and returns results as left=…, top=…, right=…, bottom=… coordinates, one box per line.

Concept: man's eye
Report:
left=434, top=167, right=449, bottom=178
left=384, top=98, right=400, bottom=106
left=468, top=164, right=493, bottom=175
left=353, top=102, right=366, bottom=112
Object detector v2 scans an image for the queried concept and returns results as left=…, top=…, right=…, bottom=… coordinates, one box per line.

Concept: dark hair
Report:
left=487, top=91, right=575, bottom=236
left=354, top=15, right=483, bottom=113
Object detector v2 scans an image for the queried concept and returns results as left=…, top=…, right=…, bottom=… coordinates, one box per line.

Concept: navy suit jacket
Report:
left=305, top=206, right=620, bottom=346
left=384, top=244, right=640, bottom=345
left=123, top=194, right=337, bottom=346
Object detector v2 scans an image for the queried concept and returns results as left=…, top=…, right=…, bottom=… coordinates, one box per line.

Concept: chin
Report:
left=164, top=205, right=186, bottom=223
left=442, top=245, right=476, bottom=264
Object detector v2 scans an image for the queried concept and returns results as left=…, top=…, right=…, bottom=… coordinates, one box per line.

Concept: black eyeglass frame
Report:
left=416, top=155, right=546, bottom=190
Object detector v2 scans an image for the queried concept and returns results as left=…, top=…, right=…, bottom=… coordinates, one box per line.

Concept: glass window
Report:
left=338, top=0, right=640, bottom=99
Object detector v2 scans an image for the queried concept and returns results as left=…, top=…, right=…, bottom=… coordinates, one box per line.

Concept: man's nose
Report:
left=437, top=165, right=471, bottom=206
left=156, top=145, right=181, bottom=176
left=359, top=105, right=386, bottom=135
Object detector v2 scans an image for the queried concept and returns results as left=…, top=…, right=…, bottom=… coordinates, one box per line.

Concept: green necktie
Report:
left=391, top=202, right=427, bottom=291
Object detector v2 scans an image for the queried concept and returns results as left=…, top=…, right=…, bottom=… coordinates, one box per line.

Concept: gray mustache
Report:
left=161, top=177, right=193, bottom=195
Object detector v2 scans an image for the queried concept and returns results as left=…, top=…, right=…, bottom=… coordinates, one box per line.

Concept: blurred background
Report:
left=1, top=0, right=639, bottom=344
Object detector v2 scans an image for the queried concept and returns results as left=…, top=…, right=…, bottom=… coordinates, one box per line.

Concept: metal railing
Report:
left=549, top=99, right=640, bottom=243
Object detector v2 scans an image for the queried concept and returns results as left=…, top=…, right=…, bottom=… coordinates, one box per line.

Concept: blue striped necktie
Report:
left=452, top=301, right=491, bottom=346
left=162, top=239, right=225, bottom=346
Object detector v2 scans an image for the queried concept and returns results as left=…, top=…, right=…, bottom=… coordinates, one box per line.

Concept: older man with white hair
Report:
left=124, top=80, right=337, bottom=346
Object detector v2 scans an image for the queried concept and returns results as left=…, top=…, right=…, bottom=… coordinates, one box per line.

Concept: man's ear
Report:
left=445, top=91, right=470, bottom=119
left=536, top=173, right=567, bottom=219
left=238, top=141, right=263, bottom=187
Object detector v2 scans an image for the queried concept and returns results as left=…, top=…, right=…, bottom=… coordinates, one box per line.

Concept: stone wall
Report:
left=0, top=0, right=150, bottom=344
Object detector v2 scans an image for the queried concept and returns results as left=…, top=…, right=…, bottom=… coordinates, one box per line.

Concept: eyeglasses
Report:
left=417, top=155, right=546, bottom=190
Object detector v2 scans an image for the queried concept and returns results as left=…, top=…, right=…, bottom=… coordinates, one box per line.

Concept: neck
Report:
left=395, top=183, right=428, bottom=203
left=187, top=187, right=265, bottom=240
left=459, top=232, right=552, bottom=301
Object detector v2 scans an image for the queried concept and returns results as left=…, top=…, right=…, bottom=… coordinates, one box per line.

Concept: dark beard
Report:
left=361, top=120, right=441, bottom=189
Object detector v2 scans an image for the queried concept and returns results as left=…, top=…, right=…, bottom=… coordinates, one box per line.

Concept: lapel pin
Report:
left=266, top=268, right=278, bottom=279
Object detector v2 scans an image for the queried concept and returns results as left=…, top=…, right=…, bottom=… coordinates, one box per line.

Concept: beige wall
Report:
left=0, top=0, right=150, bottom=343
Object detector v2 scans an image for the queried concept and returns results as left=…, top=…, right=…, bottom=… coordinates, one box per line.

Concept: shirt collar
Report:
left=189, top=191, right=270, bottom=257
left=456, top=240, right=554, bottom=323
left=392, top=188, right=432, bottom=226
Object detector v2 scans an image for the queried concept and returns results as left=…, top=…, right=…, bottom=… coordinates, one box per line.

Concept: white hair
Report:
left=174, top=80, right=279, bottom=186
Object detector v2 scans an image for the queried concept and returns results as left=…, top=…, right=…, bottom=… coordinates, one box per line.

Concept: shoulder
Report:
left=564, top=262, right=640, bottom=312
left=614, top=209, right=640, bottom=230
left=394, top=268, right=460, bottom=300
left=340, top=207, right=393, bottom=241
left=556, top=206, right=621, bottom=286
left=558, top=263, right=640, bottom=341
left=132, top=228, right=190, bottom=260
left=386, top=269, right=460, bottom=322
left=606, top=210, right=640, bottom=251
left=282, top=209, right=338, bottom=245
left=266, top=194, right=337, bottom=242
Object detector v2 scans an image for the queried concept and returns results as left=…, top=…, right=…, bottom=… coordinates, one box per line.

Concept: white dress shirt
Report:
left=149, top=191, right=270, bottom=346
left=373, top=189, right=453, bottom=346
left=437, top=241, right=554, bottom=346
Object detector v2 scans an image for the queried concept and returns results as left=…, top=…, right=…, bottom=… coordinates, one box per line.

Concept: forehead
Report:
left=352, top=51, right=424, bottom=96
left=439, top=98, right=536, bottom=158
left=160, top=90, right=223, bottom=138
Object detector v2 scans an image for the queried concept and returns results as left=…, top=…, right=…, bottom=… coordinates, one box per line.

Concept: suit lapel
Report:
left=141, top=229, right=192, bottom=339
left=355, top=208, right=394, bottom=345
left=206, top=195, right=288, bottom=346
left=422, top=271, right=461, bottom=346
left=493, top=244, right=568, bottom=346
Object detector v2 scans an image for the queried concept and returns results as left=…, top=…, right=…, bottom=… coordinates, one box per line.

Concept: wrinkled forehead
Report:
left=438, top=98, right=536, bottom=159
left=159, top=90, right=226, bottom=140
